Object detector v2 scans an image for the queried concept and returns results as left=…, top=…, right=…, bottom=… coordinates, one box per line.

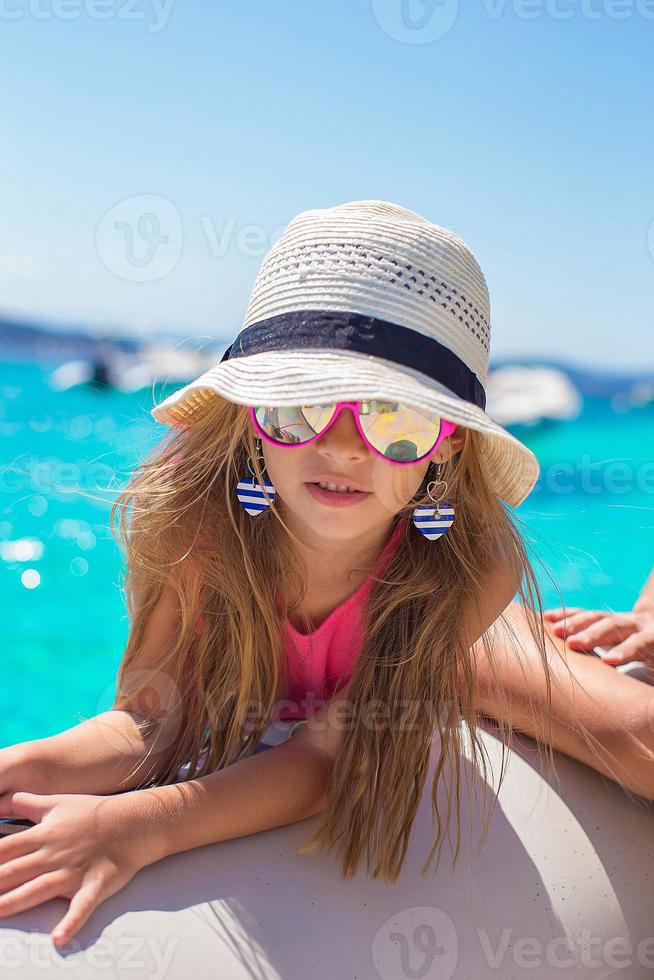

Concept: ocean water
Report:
left=1, top=360, right=653, bottom=747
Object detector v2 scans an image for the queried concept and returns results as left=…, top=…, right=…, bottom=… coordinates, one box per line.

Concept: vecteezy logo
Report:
left=95, top=667, right=184, bottom=754
left=371, top=0, right=459, bottom=43
left=372, top=906, right=458, bottom=979
left=95, top=193, right=183, bottom=282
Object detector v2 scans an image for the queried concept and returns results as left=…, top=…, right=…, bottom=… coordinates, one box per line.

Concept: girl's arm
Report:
left=6, top=709, right=178, bottom=797
left=1, top=582, right=185, bottom=796
left=634, top=563, right=654, bottom=613
left=0, top=714, right=338, bottom=947
left=473, top=600, right=654, bottom=800
left=100, top=705, right=340, bottom=868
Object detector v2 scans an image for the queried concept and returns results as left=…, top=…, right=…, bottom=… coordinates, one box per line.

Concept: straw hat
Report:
left=151, top=200, right=539, bottom=507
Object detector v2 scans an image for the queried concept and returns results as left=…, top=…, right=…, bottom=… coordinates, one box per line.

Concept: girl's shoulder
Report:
left=464, top=538, right=522, bottom=646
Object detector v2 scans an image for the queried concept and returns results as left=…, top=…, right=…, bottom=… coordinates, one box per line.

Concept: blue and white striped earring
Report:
left=236, top=437, right=277, bottom=517
left=412, top=463, right=456, bottom=541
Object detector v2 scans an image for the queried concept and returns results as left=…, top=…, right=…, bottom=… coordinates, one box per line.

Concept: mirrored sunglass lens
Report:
left=358, top=400, right=442, bottom=461
left=253, top=405, right=337, bottom=444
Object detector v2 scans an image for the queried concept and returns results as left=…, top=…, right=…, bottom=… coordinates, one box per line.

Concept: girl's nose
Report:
left=315, top=406, right=367, bottom=460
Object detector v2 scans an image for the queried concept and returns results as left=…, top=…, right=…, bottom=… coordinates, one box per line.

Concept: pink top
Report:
left=193, top=518, right=406, bottom=722
left=277, top=518, right=406, bottom=721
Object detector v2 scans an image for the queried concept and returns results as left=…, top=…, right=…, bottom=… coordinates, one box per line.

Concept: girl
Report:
left=0, top=200, right=634, bottom=947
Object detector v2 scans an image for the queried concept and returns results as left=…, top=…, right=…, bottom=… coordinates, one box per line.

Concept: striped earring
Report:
left=236, top=437, right=277, bottom=517
left=412, top=463, right=456, bottom=541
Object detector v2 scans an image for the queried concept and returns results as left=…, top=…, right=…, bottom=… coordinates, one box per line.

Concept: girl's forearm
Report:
left=633, top=565, right=654, bottom=613
left=111, top=738, right=332, bottom=867
left=11, top=710, right=177, bottom=796
left=475, top=605, right=654, bottom=800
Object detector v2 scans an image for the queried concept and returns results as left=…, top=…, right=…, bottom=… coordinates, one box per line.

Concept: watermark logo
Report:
left=371, top=0, right=459, bottom=42
left=0, top=933, right=179, bottom=976
left=94, top=199, right=288, bottom=281
left=200, top=214, right=286, bottom=259
left=0, top=0, right=176, bottom=32
left=532, top=455, right=654, bottom=496
left=96, top=667, right=184, bottom=754
left=373, top=907, right=458, bottom=979
left=95, top=194, right=183, bottom=282
left=372, top=0, right=654, bottom=42
left=370, top=912, right=654, bottom=975
left=481, top=0, right=654, bottom=20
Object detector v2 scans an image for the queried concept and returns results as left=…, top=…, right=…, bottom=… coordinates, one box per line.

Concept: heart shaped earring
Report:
left=236, top=437, right=277, bottom=517
left=412, top=462, right=456, bottom=541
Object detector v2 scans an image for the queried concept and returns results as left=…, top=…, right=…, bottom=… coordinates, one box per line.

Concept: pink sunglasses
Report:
left=249, top=400, right=457, bottom=466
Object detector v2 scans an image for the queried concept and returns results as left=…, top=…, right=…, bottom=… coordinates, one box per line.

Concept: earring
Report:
left=236, top=437, right=277, bottom=517
left=412, top=462, right=456, bottom=541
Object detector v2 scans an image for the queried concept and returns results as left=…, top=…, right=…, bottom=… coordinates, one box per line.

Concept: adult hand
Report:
left=0, top=790, right=147, bottom=948
left=544, top=606, right=654, bottom=666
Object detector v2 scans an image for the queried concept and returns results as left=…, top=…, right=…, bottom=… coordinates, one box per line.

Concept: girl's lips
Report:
left=304, top=482, right=372, bottom=507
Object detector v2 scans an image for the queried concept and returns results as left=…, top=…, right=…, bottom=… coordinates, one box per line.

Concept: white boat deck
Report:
left=1, top=719, right=653, bottom=979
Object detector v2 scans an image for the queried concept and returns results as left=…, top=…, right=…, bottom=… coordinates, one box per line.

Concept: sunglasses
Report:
left=249, top=401, right=457, bottom=465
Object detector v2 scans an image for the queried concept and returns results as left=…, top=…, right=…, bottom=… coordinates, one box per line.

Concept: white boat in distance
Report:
left=486, top=365, right=582, bottom=427
left=48, top=344, right=223, bottom=394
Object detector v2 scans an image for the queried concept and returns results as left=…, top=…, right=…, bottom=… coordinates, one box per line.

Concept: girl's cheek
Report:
left=373, top=465, right=423, bottom=514
left=393, top=461, right=426, bottom=500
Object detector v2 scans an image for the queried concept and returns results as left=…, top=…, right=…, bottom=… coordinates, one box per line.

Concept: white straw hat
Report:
left=151, top=200, right=539, bottom=507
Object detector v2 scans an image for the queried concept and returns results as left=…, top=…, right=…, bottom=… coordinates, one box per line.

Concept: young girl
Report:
left=0, top=199, right=627, bottom=947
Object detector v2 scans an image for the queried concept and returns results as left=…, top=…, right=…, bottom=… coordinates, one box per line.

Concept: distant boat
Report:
left=49, top=358, right=112, bottom=392
left=486, top=365, right=582, bottom=427
left=116, top=344, right=214, bottom=392
left=48, top=345, right=214, bottom=394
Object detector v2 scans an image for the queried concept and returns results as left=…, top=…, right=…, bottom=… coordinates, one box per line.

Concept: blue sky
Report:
left=1, top=0, right=653, bottom=368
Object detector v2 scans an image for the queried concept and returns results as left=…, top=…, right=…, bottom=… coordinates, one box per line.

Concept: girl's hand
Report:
left=544, top=607, right=654, bottom=666
left=0, top=790, right=144, bottom=948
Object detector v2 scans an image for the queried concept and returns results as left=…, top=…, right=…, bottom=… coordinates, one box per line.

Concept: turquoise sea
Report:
left=2, top=360, right=653, bottom=747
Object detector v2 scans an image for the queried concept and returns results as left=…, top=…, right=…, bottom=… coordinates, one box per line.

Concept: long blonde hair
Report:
left=110, top=396, right=557, bottom=882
